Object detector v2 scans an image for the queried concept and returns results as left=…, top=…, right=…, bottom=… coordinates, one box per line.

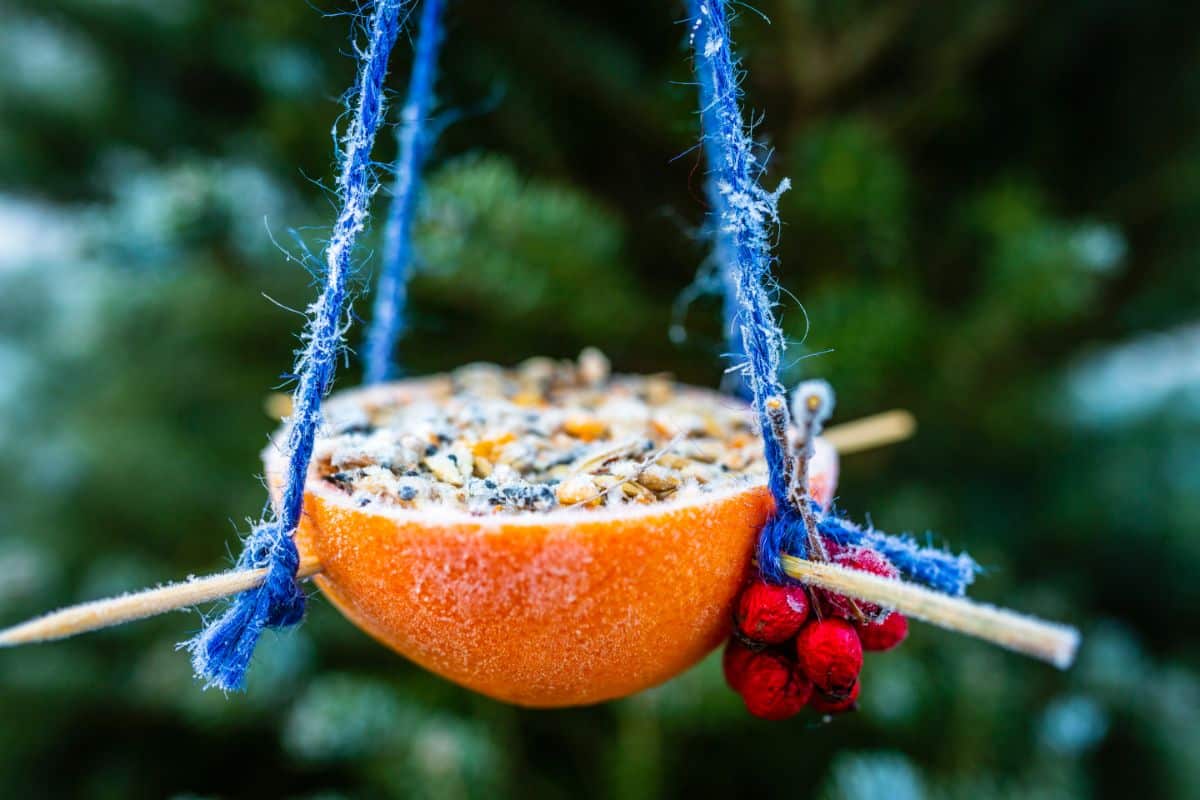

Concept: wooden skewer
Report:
left=2, top=409, right=1081, bottom=670
left=823, top=409, right=916, bottom=455
left=782, top=556, right=1079, bottom=668
left=0, top=556, right=323, bottom=647
left=0, top=550, right=1077, bottom=668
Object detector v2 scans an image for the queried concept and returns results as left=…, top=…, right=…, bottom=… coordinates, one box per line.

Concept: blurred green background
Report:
left=1, top=0, right=1199, bottom=797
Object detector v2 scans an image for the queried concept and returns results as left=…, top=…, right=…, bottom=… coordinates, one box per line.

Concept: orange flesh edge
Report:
left=293, top=483, right=773, bottom=707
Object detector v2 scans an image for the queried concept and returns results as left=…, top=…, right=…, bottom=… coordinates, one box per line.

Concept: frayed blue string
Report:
left=756, top=505, right=808, bottom=583
left=692, top=28, right=748, bottom=400
left=757, top=501, right=980, bottom=595
left=184, top=0, right=411, bottom=692
left=816, top=509, right=980, bottom=596
left=688, top=0, right=794, bottom=512
left=363, top=0, right=446, bottom=384
left=689, top=2, right=978, bottom=596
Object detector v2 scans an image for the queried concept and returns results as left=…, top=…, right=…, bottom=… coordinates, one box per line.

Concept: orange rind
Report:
left=267, top=376, right=835, bottom=707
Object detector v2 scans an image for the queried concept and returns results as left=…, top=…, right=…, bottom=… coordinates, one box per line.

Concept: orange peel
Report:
left=268, top=377, right=834, bottom=708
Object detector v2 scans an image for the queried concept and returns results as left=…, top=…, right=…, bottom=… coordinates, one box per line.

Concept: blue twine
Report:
left=363, top=0, right=446, bottom=384
left=688, top=0, right=794, bottom=515
left=757, top=501, right=979, bottom=594
left=756, top=508, right=807, bottom=583
left=689, top=1, right=978, bottom=595
left=692, top=31, right=747, bottom=400
left=184, top=0, right=411, bottom=691
left=816, top=508, right=980, bottom=596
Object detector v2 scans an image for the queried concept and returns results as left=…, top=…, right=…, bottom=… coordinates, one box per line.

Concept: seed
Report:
left=592, top=475, right=620, bottom=491
left=512, top=390, right=543, bottom=408
left=655, top=453, right=689, bottom=470
left=645, top=375, right=673, bottom=405
left=449, top=443, right=474, bottom=483
left=355, top=466, right=401, bottom=499
left=621, top=481, right=649, bottom=499
left=425, top=454, right=464, bottom=487
left=314, top=361, right=771, bottom=516
left=637, top=465, right=680, bottom=493
left=684, top=441, right=721, bottom=463
left=722, top=450, right=751, bottom=471
left=455, top=362, right=506, bottom=393
left=577, top=347, right=610, bottom=387
left=563, top=414, right=608, bottom=442
left=472, top=433, right=515, bottom=461
left=556, top=474, right=597, bottom=505
left=518, top=356, right=557, bottom=386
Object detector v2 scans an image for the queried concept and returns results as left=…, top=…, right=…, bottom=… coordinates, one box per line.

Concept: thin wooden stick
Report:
left=782, top=555, right=1079, bottom=668
left=823, top=409, right=916, bottom=455
left=2, top=410, right=1077, bottom=668
left=0, top=555, right=322, bottom=647
left=0, top=551, right=1078, bottom=669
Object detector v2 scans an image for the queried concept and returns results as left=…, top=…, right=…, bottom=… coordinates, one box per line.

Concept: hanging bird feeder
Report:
left=0, top=0, right=1079, bottom=717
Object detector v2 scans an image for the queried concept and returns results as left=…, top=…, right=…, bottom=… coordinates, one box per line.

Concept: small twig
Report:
left=823, top=409, right=916, bottom=455
left=788, top=383, right=835, bottom=563
left=0, top=556, right=323, bottom=647
left=781, top=555, right=1079, bottom=668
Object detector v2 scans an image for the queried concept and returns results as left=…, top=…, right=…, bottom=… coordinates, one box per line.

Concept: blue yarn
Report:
left=755, top=505, right=808, bottom=584
left=363, top=0, right=446, bottom=384
left=816, top=509, right=980, bottom=596
left=688, top=0, right=794, bottom=514
left=689, top=1, right=977, bottom=595
left=185, top=0, right=411, bottom=691
left=758, top=503, right=979, bottom=594
left=691, top=33, right=747, bottom=399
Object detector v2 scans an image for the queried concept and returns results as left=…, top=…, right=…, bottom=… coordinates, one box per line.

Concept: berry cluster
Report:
left=722, top=547, right=909, bottom=721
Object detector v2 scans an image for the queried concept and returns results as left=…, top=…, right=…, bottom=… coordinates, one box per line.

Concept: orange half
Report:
left=268, top=378, right=831, bottom=708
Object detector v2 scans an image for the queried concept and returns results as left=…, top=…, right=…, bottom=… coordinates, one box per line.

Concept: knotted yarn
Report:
left=363, top=0, right=447, bottom=384
left=184, top=0, right=411, bottom=691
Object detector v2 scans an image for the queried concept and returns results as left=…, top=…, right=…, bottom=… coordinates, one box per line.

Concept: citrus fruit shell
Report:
left=267, top=378, right=795, bottom=708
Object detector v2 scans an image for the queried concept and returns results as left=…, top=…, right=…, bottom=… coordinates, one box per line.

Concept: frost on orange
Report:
left=266, top=357, right=835, bottom=707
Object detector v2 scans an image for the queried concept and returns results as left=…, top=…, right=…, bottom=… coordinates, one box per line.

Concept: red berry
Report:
left=721, top=638, right=758, bottom=692
left=735, top=580, right=810, bottom=644
left=856, top=611, right=909, bottom=652
left=795, top=619, right=863, bottom=695
left=810, top=680, right=861, bottom=715
left=818, top=547, right=898, bottom=620
left=737, top=650, right=813, bottom=721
